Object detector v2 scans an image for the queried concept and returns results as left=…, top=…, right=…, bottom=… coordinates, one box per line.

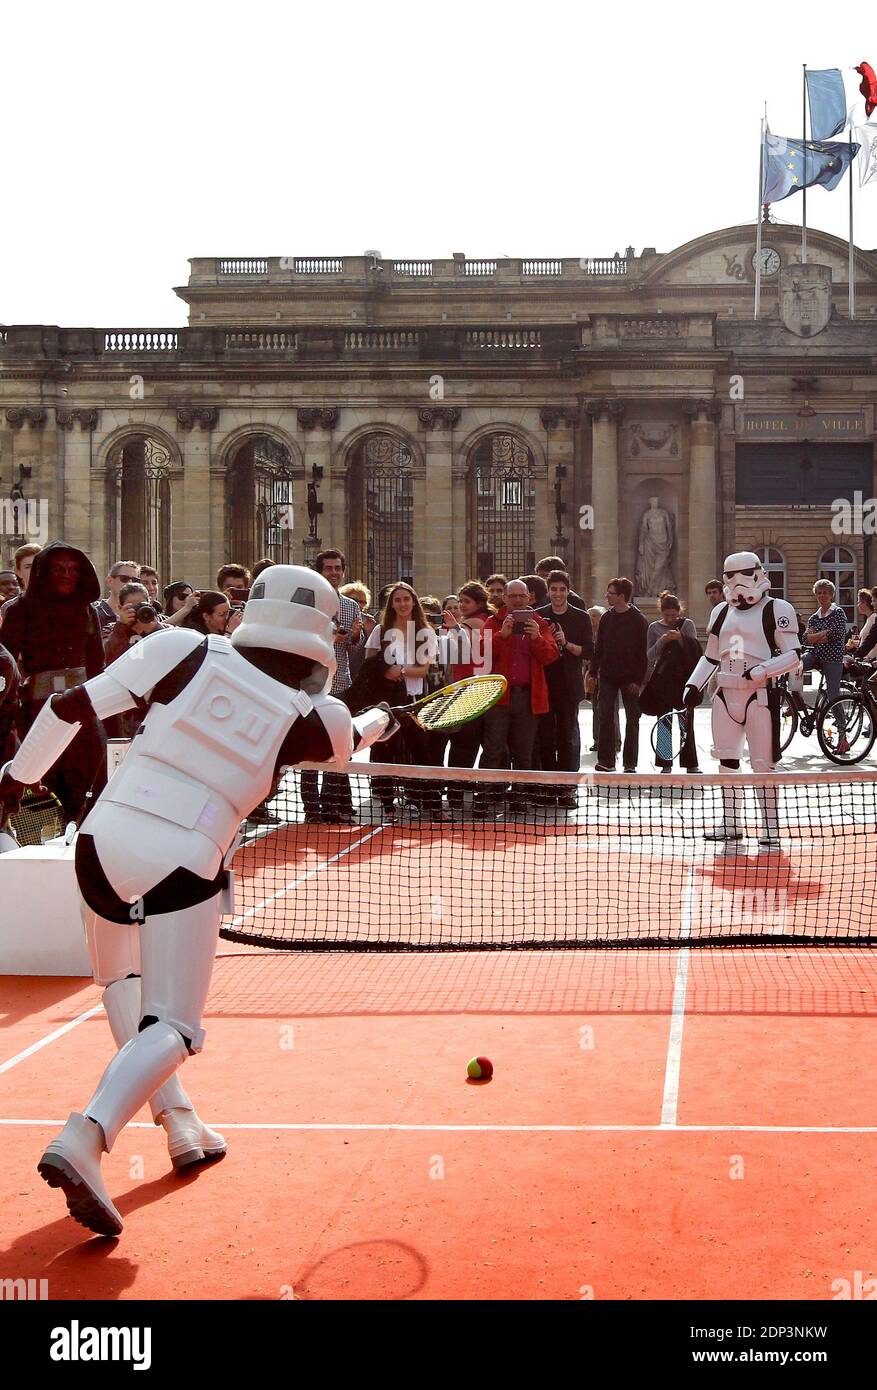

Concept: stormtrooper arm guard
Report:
left=682, top=629, right=720, bottom=707
left=747, top=645, right=801, bottom=685
left=7, top=627, right=204, bottom=787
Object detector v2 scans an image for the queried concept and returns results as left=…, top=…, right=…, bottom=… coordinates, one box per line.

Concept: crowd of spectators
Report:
left=0, top=539, right=867, bottom=827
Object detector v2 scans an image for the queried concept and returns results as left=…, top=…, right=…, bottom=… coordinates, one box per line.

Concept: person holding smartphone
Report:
left=536, top=570, right=593, bottom=804
left=477, top=579, right=559, bottom=816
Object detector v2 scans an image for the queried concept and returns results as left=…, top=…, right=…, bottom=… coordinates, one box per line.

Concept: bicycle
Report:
left=776, top=667, right=857, bottom=753
left=818, top=659, right=877, bottom=765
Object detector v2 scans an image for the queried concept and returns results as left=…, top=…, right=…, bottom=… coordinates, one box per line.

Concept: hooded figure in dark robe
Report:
left=0, top=542, right=106, bottom=821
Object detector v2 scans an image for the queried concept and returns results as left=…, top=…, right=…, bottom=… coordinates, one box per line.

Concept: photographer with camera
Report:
left=102, top=583, right=166, bottom=665
left=180, top=590, right=242, bottom=637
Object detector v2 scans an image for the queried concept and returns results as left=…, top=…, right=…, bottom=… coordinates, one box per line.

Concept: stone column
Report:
left=56, top=409, right=99, bottom=560
left=416, top=408, right=459, bottom=597
left=177, top=409, right=217, bottom=587
left=685, top=399, right=722, bottom=625
left=296, top=408, right=338, bottom=566
left=540, top=406, right=576, bottom=580
left=585, top=398, right=624, bottom=600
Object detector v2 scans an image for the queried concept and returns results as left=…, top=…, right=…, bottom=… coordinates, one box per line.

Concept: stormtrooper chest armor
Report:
left=102, top=637, right=310, bottom=847
left=715, top=601, right=776, bottom=675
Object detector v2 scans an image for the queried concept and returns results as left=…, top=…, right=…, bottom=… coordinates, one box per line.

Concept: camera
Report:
left=134, top=603, right=158, bottom=623
left=512, top=607, right=534, bottom=629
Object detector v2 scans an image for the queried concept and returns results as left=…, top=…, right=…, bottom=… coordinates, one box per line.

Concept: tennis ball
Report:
left=467, top=1056, right=493, bottom=1081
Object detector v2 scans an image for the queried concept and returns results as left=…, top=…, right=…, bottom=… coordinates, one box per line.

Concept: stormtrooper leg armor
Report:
left=707, top=688, right=780, bottom=847
left=38, top=896, right=223, bottom=1236
left=84, top=902, right=226, bottom=1167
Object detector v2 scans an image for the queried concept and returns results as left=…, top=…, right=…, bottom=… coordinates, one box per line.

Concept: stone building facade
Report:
left=1, top=223, right=875, bottom=626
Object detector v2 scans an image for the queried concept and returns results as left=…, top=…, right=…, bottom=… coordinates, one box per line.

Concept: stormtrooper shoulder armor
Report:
left=100, top=627, right=207, bottom=700
left=770, top=599, right=800, bottom=641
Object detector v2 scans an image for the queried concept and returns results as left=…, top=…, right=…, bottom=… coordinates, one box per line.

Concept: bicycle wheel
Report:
left=778, top=691, right=798, bottom=752
left=818, top=693, right=876, bottom=764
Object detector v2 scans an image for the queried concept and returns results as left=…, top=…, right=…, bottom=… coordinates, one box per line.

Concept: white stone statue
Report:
left=635, top=496, right=675, bottom=594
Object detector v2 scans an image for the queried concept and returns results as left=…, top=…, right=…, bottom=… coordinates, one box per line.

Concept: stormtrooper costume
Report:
left=683, top=552, right=801, bottom=846
left=0, top=566, right=396, bottom=1237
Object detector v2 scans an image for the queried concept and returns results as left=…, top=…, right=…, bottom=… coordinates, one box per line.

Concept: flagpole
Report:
left=802, top=64, right=808, bottom=264
left=755, top=107, right=765, bottom=320
left=849, top=128, right=855, bottom=319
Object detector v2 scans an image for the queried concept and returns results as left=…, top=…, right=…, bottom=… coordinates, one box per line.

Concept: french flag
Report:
left=806, top=63, right=877, bottom=139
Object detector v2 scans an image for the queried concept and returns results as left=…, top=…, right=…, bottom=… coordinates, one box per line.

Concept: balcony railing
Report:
left=582, top=256, right=628, bottom=275
left=103, top=331, right=179, bottom=353
left=189, top=254, right=637, bottom=283
left=393, top=261, right=433, bottom=276
left=0, top=324, right=582, bottom=361
left=225, top=331, right=296, bottom=351
left=291, top=258, right=343, bottom=275
left=344, top=329, right=420, bottom=351
left=218, top=259, right=268, bottom=275
left=465, top=328, right=542, bottom=350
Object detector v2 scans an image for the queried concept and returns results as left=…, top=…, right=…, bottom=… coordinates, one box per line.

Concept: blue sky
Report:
left=4, top=1, right=874, bottom=325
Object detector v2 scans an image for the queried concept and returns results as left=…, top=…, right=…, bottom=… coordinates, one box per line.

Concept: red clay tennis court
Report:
left=1, top=766, right=876, bottom=1301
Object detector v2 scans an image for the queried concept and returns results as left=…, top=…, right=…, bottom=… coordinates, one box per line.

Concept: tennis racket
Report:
left=6, top=786, right=66, bottom=846
left=389, top=674, right=508, bottom=731
left=649, top=709, right=692, bottom=763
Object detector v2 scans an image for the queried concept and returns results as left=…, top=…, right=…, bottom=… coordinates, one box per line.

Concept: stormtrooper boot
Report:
left=37, top=1113, right=123, bottom=1238
left=103, top=977, right=225, bottom=1171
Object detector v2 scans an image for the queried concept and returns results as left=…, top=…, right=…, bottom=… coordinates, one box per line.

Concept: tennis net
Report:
left=220, top=762, right=877, bottom=950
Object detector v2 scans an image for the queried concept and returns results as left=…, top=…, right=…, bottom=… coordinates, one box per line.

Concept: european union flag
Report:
left=762, top=131, right=860, bottom=203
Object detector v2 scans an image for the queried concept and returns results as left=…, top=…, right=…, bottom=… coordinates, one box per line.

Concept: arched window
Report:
left=227, top=436, right=294, bottom=572
left=470, top=433, right=536, bottom=580
left=818, top=545, right=857, bottom=625
left=107, top=436, right=171, bottom=579
left=757, top=545, right=787, bottom=600
left=348, top=433, right=414, bottom=600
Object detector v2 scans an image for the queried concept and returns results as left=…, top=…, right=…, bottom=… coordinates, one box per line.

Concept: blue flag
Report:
left=806, top=66, right=874, bottom=139
left=806, top=69, right=848, bottom=139
left=762, top=131, right=860, bottom=203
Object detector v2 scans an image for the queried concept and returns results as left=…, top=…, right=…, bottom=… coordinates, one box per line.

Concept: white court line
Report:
left=227, top=825, right=385, bottom=927
left=1, top=1118, right=876, bottom=1135
left=659, top=866, right=694, bottom=1127
left=0, top=1005, right=103, bottom=1077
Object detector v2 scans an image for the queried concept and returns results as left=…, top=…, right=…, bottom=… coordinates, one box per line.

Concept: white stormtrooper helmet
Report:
left=722, top=551, right=771, bottom=608
left=230, top=564, right=338, bottom=693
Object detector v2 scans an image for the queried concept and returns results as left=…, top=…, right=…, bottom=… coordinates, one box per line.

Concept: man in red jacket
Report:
left=476, top=578, right=559, bottom=816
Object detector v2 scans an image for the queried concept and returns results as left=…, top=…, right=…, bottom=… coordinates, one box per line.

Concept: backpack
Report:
left=639, top=619, right=703, bottom=717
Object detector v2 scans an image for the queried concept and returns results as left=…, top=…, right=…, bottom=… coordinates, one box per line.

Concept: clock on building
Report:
left=751, top=246, right=781, bottom=277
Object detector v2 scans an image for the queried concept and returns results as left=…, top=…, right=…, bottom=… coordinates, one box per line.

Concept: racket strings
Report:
left=416, top=677, right=506, bottom=729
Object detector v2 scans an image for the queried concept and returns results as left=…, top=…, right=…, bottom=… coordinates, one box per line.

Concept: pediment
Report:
left=640, top=224, right=877, bottom=288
